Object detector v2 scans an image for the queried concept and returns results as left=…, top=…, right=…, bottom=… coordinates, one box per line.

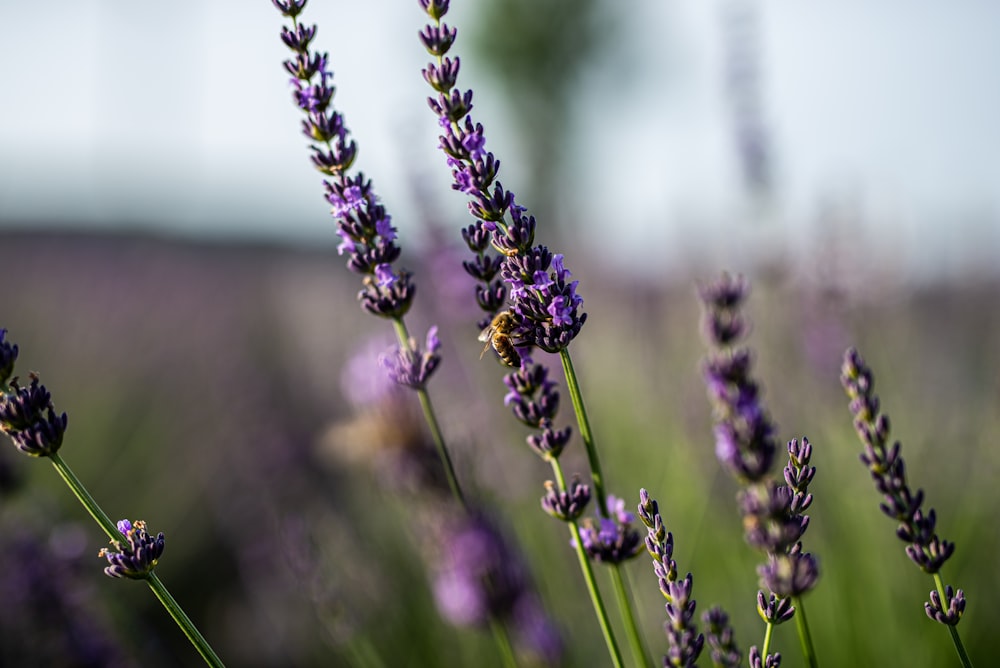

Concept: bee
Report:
left=479, top=310, right=521, bottom=368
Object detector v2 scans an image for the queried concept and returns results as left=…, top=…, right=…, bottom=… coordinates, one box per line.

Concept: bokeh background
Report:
left=1, top=1, right=998, bottom=666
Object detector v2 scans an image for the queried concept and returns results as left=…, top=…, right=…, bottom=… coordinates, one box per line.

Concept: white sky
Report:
left=0, top=1, right=998, bottom=281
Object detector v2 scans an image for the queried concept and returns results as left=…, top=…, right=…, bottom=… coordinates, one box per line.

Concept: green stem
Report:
left=550, top=460, right=624, bottom=668
left=489, top=616, right=520, bottom=668
left=147, top=573, right=226, bottom=668
left=49, top=452, right=120, bottom=542
left=609, top=563, right=654, bottom=668
left=558, top=348, right=652, bottom=665
left=390, top=318, right=467, bottom=510
left=761, top=621, right=775, bottom=659
left=933, top=573, right=975, bottom=668
left=792, top=596, right=819, bottom=668
left=558, top=348, right=607, bottom=516
left=48, top=453, right=225, bottom=666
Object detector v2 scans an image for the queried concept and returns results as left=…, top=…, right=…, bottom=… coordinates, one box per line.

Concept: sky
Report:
left=1, top=1, right=998, bottom=282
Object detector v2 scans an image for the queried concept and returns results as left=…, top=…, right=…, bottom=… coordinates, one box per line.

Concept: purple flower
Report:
left=0, top=328, right=17, bottom=386
left=432, top=513, right=526, bottom=628
left=378, top=327, right=442, bottom=390
left=98, top=519, right=165, bottom=579
left=607, top=494, right=634, bottom=525
left=756, top=591, right=794, bottom=626
left=749, top=645, right=782, bottom=668
left=271, top=0, right=308, bottom=19
left=461, top=128, right=485, bottom=160
left=925, top=586, right=965, bottom=626
left=0, top=374, right=68, bottom=458
left=275, top=7, right=416, bottom=321
left=418, top=2, right=587, bottom=354
left=335, top=228, right=355, bottom=256
left=340, top=336, right=398, bottom=408
left=541, top=477, right=591, bottom=521
left=374, top=263, right=396, bottom=287
left=547, top=295, right=572, bottom=326
left=842, top=347, right=962, bottom=622
left=702, top=607, right=742, bottom=668
left=637, top=489, right=706, bottom=667
left=575, top=491, right=642, bottom=564
left=698, top=272, right=777, bottom=483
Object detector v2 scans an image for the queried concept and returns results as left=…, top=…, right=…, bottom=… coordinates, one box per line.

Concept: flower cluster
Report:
left=0, top=368, right=68, bottom=458
left=926, top=585, right=966, bottom=627
left=433, top=512, right=564, bottom=663
left=379, top=326, right=442, bottom=390
left=741, top=438, right=820, bottom=598
left=274, top=0, right=413, bottom=320
left=98, top=519, right=166, bottom=580
left=638, top=489, right=706, bottom=667
left=841, top=347, right=963, bottom=625
left=702, top=607, right=742, bottom=668
left=749, top=645, right=782, bottom=668
left=700, top=274, right=777, bottom=482
left=418, top=0, right=586, bottom=354
left=503, top=361, right=572, bottom=460
left=700, top=275, right=820, bottom=665
left=576, top=495, right=642, bottom=565
left=500, top=356, right=587, bottom=525
left=841, top=347, right=956, bottom=574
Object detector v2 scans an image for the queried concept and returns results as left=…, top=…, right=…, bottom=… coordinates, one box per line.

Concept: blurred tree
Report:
left=468, top=0, right=617, bottom=234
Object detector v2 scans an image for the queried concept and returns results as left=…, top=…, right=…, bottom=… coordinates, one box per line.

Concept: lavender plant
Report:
left=0, top=329, right=224, bottom=667
left=638, top=488, right=708, bottom=667
left=271, top=1, right=548, bottom=663
left=416, top=1, right=650, bottom=665
left=271, top=0, right=463, bottom=511
left=841, top=347, right=973, bottom=667
left=699, top=274, right=819, bottom=667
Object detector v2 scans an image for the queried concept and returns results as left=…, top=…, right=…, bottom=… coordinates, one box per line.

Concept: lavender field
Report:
left=1, top=228, right=997, bottom=666
left=3, top=1, right=999, bottom=666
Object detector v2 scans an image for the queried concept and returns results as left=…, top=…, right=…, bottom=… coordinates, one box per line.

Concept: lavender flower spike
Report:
left=0, top=373, right=68, bottom=458
left=418, top=1, right=586, bottom=355
left=98, top=519, right=166, bottom=580
left=840, top=348, right=956, bottom=575
left=275, top=3, right=414, bottom=320
left=638, top=489, right=706, bottom=667
left=703, top=607, right=742, bottom=668
left=699, top=273, right=777, bottom=482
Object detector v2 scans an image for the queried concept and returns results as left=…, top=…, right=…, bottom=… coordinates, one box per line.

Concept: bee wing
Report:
left=478, top=325, right=495, bottom=359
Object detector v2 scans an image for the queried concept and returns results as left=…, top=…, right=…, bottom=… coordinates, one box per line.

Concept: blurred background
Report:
left=1, top=0, right=998, bottom=666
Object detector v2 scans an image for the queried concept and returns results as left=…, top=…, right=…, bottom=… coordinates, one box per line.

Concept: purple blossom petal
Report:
left=375, top=264, right=396, bottom=287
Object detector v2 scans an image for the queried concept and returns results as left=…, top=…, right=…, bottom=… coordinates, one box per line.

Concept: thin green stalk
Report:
left=489, top=616, right=519, bottom=668
left=761, top=621, right=775, bottom=659
left=343, top=636, right=387, bottom=668
left=390, top=318, right=467, bottom=510
left=147, top=573, right=226, bottom=668
left=559, top=348, right=651, bottom=666
left=932, top=573, right=974, bottom=668
left=347, top=635, right=385, bottom=668
left=49, top=452, right=120, bottom=542
left=550, top=459, right=624, bottom=668
left=609, top=564, right=653, bottom=668
left=791, top=596, right=818, bottom=668
left=558, top=348, right=607, bottom=515
left=48, top=452, right=225, bottom=667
